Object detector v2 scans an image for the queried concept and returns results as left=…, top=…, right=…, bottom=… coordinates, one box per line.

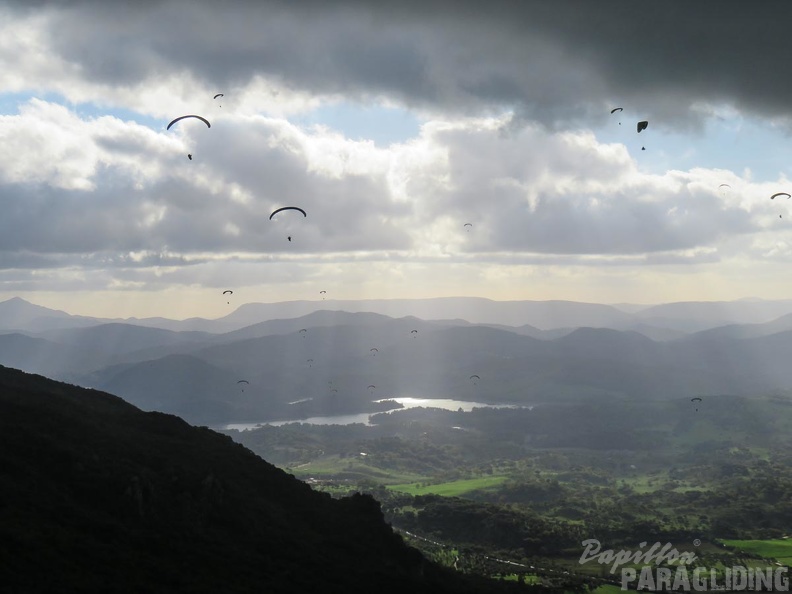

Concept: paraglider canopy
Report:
left=610, top=107, right=623, bottom=114
left=771, top=193, right=791, bottom=200
left=213, top=94, right=224, bottom=99
left=269, top=206, right=307, bottom=220
left=637, top=121, right=648, bottom=133
left=166, top=115, right=211, bottom=130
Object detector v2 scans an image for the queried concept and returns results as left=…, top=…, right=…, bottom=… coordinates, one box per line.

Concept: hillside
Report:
left=0, top=365, right=533, bottom=594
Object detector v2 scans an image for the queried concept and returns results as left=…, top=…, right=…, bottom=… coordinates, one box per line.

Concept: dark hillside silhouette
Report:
left=0, top=365, right=541, bottom=594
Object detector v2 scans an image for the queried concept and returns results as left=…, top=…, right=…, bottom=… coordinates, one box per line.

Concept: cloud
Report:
left=4, top=1, right=792, bottom=129
left=0, top=99, right=413, bottom=259
left=3, top=1, right=792, bottom=308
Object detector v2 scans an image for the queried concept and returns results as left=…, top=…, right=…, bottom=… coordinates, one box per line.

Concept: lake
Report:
left=222, top=397, right=529, bottom=431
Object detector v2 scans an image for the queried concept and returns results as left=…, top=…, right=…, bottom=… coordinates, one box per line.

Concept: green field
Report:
left=722, top=539, right=792, bottom=565
left=387, top=475, right=509, bottom=497
left=591, top=585, right=624, bottom=594
left=287, top=455, right=426, bottom=484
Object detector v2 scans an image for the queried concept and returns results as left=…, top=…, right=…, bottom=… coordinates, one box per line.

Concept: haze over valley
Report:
left=4, top=296, right=792, bottom=426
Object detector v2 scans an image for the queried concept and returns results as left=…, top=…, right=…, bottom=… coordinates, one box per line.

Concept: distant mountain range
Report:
left=4, top=296, right=792, bottom=426
left=7, top=295, right=792, bottom=334
left=0, top=365, right=520, bottom=593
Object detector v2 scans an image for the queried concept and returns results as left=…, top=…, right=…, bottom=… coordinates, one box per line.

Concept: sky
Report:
left=2, top=0, right=792, bottom=320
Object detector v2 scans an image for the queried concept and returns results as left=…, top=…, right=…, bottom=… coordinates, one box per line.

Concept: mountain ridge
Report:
left=0, top=365, right=525, bottom=593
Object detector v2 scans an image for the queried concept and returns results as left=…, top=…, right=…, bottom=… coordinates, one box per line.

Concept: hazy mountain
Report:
left=216, top=297, right=637, bottom=331
left=0, top=333, right=102, bottom=380
left=81, top=354, right=245, bottom=424
left=636, top=299, right=792, bottom=331
left=8, top=296, right=792, bottom=337
left=0, top=296, right=101, bottom=332
left=681, top=313, right=792, bottom=342
left=215, top=309, right=433, bottom=343
left=0, top=365, right=516, bottom=594
left=70, top=320, right=792, bottom=426
left=36, top=323, right=214, bottom=356
left=11, top=296, right=792, bottom=427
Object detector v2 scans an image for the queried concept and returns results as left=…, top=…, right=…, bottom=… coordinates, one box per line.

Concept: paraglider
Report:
left=370, top=348, right=379, bottom=356
left=771, top=193, right=791, bottom=218
left=270, top=207, right=307, bottom=241
left=691, top=397, right=702, bottom=412
left=237, top=379, right=249, bottom=392
left=464, top=223, right=472, bottom=231
left=411, top=330, right=418, bottom=338
left=307, top=359, right=314, bottom=367
left=213, top=93, right=223, bottom=107
left=469, top=374, right=480, bottom=385
left=223, top=289, right=233, bottom=304
left=637, top=120, right=648, bottom=150
left=166, top=115, right=211, bottom=131
left=610, top=107, right=623, bottom=125
left=320, top=290, right=326, bottom=300
left=299, top=328, right=307, bottom=337
left=168, top=115, right=211, bottom=160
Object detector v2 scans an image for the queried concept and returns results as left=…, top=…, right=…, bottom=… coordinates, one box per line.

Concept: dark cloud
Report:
left=8, top=1, right=792, bottom=128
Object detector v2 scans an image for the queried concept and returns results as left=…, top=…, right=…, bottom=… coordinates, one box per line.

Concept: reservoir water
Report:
left=223, top=397, right=528, bottom=431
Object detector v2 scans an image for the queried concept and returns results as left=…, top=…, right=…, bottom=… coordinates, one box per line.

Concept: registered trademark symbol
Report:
left=693, top=539, right=701, bottom=547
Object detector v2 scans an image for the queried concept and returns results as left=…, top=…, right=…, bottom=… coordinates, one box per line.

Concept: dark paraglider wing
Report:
left=269, top=206, right=307, bottom=220
left=166, top=115, right=211, bottom=130
left=637, top=121, right=648, bottom=133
